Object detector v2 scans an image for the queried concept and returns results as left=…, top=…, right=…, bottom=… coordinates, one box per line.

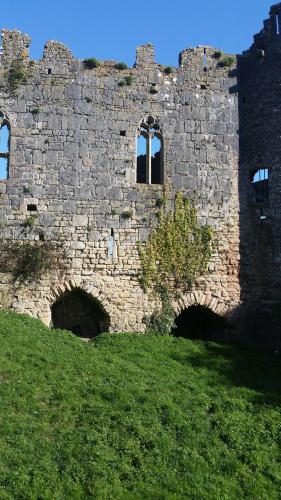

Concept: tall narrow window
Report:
left=108, top=228, right=114, bottom=260
left=276, top=14, right=280, bottom=35
left=136, top=116, right=163, bottom=185
left=203, top=47, right=207, bottom=72
left=0, top=112, right=10, bottom=181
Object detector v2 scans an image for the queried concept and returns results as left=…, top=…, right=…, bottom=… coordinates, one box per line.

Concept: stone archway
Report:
left=51, top=288, right=110, bottom=339
left=171, top=291, right=237, bottom=341
left=172, top=304, right=227, bottom=341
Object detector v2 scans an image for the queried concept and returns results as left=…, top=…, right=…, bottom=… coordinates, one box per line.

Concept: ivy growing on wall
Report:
left=0, top=240, right=66, bottom=285
left=138, top=192, right=213, bottom=295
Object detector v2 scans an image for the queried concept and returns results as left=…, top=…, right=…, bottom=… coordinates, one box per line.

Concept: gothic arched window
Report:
left=137, top=116, right=163, bottom=184
left=0, top=112, right=10, bottom=180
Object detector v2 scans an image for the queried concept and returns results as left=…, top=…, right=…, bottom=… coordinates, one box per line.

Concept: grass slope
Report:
left=0, top=310, right=280, bottom=499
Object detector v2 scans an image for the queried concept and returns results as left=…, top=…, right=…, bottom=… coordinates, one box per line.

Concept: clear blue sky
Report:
left=0, top=1, right=276, bottom=66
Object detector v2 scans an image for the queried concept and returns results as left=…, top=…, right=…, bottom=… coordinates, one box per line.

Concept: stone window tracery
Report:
left=136, top=116, right=163, bottom=184
left=0, top=112, right=10, bottom=181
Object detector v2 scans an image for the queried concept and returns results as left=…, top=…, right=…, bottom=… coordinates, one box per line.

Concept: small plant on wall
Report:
left=83, top=58, right=101, bottom=69
left=114, top=62, right=128, bottom=70
left=6, top=58, right=30, bottom=92
left=0, top=240, right=66, bottom=285
left=218, top=56, right=235, bottom=68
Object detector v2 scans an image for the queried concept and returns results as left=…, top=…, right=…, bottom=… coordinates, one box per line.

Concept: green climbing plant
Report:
left=0, top=240, right=66, bottom=284
left=144, top=285, right=176, bottom=336
left=138, top=192, right=213, bottom=295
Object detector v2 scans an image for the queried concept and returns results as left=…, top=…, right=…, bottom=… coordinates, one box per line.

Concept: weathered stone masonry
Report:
left=0, top=4, right=279, bottom=337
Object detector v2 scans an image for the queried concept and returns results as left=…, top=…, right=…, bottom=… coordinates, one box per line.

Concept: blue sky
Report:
left=0, top=1, right=276, bottom=66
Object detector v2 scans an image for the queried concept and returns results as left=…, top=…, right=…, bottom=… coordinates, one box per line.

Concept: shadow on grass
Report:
left=181, top=341, right=281, bottom=405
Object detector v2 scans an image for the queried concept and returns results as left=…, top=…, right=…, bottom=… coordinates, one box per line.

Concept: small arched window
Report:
left=137, top=116, right=163, bottom=184
left=0, top=112, right=10, bottom=181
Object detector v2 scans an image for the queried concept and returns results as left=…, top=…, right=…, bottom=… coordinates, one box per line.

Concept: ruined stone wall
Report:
left=0, top=29, right=240, bottom=331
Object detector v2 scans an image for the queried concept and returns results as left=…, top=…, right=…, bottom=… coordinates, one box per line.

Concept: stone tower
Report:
left=238, top=2, right=281, bottom=346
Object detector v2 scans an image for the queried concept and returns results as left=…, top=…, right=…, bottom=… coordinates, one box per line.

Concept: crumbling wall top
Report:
left=243, top=2, right=281, bottom=57
left=0, top=29, right=31, bottom=68
left=135, top=44, right=155, bottom=67
left=42, top=40, right=74, bottom=63
left=270, top=2, right=281, bottom=15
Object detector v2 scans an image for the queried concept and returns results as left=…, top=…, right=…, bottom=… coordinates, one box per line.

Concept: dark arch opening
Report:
left=51, top=288, right=110, bottom=339
left=172, top=305, right=227, bottom=341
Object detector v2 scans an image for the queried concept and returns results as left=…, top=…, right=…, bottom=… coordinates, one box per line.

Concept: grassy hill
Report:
left=0, top=309, right=280, bottom=499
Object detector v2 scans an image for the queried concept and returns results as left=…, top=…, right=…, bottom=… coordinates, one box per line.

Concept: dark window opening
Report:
left=172, top=305, right=227, bottom=341
left=39, top=233, right=45, bottom=241
left=27, top=204, right=37, bottom=212
left=47, top=68, right=52, bottom=75
left=0, top=116, right=10, bottom=181
left=251, top=168, right=269, bottom=203
left=120, top=130, right=126, bottom=136
left=51, top=288, right=110, bottom=339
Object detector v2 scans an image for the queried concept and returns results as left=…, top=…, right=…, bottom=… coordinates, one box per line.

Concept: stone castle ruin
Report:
left=0, top=4, right=280, bottom=345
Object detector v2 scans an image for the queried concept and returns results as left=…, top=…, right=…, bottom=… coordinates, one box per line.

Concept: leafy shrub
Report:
left=83, top=58, right=101, bottom=69
left=138, top=192, right=213, bottom=294
left=31, top=108, right=40, bottom=115
left=218, top=56, right=235, bottom=68
left=213, top=50, right=223, bottom=59
left=23, top=214, right=37, bottom=229
left=164, top=66, right=173, bottom=75
left=114, top=62, right=128, bottom=70
left=119, top=76, right=133, bottom=87
left=0, top=240, right=65, bottom=284
left=7, top=59, right=29, bottom=91
left=155, top=196, right=166, bottom=208
left=124, top=76, right=133, bottom=86
left=85, top=96, right=93, bottom=103
left=122, top=208, right=133, bottom=219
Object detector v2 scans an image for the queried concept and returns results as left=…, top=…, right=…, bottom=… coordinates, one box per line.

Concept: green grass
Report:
left=0, top=310, right=280, bottom=499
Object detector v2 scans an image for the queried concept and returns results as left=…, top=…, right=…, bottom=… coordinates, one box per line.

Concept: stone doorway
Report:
left=172, top=305, right=227, bottom=341
left=51, top=288, right=110, bottom=339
